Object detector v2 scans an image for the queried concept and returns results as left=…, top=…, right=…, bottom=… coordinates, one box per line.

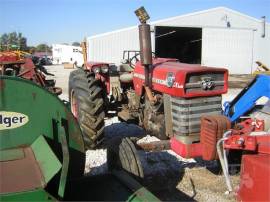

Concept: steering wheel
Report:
left=129, top=53, right=140, bottom=68
left=129, top=52, right=156, bottom=68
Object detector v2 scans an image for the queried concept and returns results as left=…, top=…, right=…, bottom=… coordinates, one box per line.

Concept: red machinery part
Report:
left=0, top=52, right=40, bottom=82
left=0, top=51, right=62, bottom=95
left=18, top=58, right=38, bottom=80
left=224, top=135, right=270, bottom=154
left=133, top=58, right=228, bottom=98
left=170, top=115, right=231, bottom=159
left=0, top=52, right=20, bottom=63
left=85, top=62, right=110, bottom=93
left=170, top=137, right=202, bottom=158
left=200, top=115, right=231, bottom=161
left=223, top=131, right=270, bottom=201
left=236, top=154, right=270, bottom=202
left=234, top=118, right=265, bottom=134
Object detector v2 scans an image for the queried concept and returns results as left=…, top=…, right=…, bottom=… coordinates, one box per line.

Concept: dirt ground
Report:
left=45, top=65, right=248, bottom=202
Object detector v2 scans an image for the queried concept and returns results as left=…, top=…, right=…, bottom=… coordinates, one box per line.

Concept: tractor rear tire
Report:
left=69, top=68, right=105, bottom=149
left=107, top=137, right=144, bottom=179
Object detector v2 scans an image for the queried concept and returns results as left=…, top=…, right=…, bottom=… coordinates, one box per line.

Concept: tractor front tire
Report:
left=107, top=137, right=144, bottom=179
left=69, top=68, right=105, bottom=149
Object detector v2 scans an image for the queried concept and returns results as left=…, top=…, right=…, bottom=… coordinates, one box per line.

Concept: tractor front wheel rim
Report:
left=70, top=89, right=78, bottom=118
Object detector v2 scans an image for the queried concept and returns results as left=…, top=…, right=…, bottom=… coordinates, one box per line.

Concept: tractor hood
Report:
left=133, top=58, right=228, bottom=98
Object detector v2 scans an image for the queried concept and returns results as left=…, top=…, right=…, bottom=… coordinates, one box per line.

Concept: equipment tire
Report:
left=69, top=68, right=105, bottom=149
left=107, top=137, right=144, bottom=179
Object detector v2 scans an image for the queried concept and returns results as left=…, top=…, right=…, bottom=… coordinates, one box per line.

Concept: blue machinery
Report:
left=224, top=75, right=270, bottom=122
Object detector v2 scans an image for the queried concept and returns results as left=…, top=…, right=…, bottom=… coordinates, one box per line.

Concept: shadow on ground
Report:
left=103, top=122, right=206, bottom=201
left=89, top=122, right=225, bottom=201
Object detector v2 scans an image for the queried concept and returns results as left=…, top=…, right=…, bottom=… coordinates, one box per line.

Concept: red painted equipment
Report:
left=0, top=51, right=61, bottom=95
left=237, top=153, right=270, bottom=201
left=170, top=137, right=202, bottom=158
left=133, top=58, right=228, bottom=98
left=170, top=115, right=231, bottom=159
left=201, top=115, right=231, bottom=160
left=224, top=132, right=270, bottom=201
left=209, top=117, right=270, bottom=201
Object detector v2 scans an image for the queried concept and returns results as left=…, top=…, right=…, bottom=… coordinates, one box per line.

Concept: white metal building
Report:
left=87, top=7, right=270, bottom=74
left=52, top=44, right=83, bottom=66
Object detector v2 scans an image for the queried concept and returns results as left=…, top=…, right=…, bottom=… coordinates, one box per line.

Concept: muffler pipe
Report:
left=139, top=23, right=152, bottom=87
left=135, top=7, right=156, bottom=103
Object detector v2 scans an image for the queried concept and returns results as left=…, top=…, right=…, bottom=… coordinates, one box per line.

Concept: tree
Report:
left=35, top=44, right=51, bottom=52
left=28, top=46, right=36, bottom=54
left=72, top=42, right=80, bottom=46
left=0, top=32, right=28, bottom=51
left=18, top=32, right=27, bottom=50
left=0, top=33, right=8, bottom=51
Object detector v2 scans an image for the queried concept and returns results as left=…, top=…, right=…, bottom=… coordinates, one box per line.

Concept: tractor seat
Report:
left=0, top=147, right=44, bottom=194
left=118, top=63, right=134, bottom=83
left=119, top=72, right=133, bottom=83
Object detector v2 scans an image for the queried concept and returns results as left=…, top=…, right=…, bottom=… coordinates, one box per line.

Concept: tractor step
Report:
left=137, top=140, right=171, bottom=152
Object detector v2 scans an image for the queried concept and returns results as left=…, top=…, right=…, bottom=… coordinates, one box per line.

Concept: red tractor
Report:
left=68, top=7, right=228, bottom=152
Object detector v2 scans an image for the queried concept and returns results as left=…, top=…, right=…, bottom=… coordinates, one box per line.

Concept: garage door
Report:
left=202, top=28, right=254, bottom=74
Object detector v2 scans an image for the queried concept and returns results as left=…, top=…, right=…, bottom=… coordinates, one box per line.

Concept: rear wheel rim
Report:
left=70, top=89, right=78, bottom=118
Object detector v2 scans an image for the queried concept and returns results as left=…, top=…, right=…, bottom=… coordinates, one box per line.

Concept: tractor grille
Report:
left=185, top=73, right=225, bottom=93
left=170, top=96, right=222, bottom=136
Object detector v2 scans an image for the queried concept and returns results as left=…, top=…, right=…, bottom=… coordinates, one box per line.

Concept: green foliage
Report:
left=72, top=42, right=80, bottom=47
left=28, top=46, right=36, bottom=54
left=35, top=44, right=51, bottom=52
left=0, top=32, right=28, bottom=51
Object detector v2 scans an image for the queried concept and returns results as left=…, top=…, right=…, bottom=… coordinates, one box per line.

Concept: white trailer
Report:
left=52, top=44, right=84, bottom=67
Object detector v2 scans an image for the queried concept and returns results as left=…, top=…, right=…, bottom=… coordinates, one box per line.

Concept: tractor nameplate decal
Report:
left=0, top=111, right=29, bottom=130
left=133, top=73, right=183, bottom=88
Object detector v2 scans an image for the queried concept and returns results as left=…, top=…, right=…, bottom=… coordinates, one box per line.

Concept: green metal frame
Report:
left=0, top=76, right=85, bottom=201
left=1, top=189, right=57, bottom=201
left=0, top=76, right=85, bottom=152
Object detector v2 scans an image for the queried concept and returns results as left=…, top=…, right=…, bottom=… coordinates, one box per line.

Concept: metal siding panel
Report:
left=252, top=25, right=270, bottom=71
left=202, top=28, right=254, bottom=74
left=88, top=28, right=139, bottom=64
left=153, top=8, right=258, bottom=30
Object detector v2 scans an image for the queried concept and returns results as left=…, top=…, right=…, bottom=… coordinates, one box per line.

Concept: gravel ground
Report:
left=45, top=65, right=244, bottom=201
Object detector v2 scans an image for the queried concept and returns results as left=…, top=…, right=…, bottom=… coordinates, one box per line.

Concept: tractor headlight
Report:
left=93, top=67, right=101, bottom=74
left=166, top=72, right=175, bottom=88
left=101, top=65, right=109, bottom=73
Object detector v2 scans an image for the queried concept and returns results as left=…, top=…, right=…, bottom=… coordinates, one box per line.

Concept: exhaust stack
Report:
left=135, top=7, right=152, bottom=87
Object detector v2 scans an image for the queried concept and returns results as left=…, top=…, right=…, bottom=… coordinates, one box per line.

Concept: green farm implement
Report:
left=0, top=76, right=159, bottom=201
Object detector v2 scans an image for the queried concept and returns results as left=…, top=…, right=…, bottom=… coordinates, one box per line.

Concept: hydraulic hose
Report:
left=216, top=130, right=233, bottom=193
